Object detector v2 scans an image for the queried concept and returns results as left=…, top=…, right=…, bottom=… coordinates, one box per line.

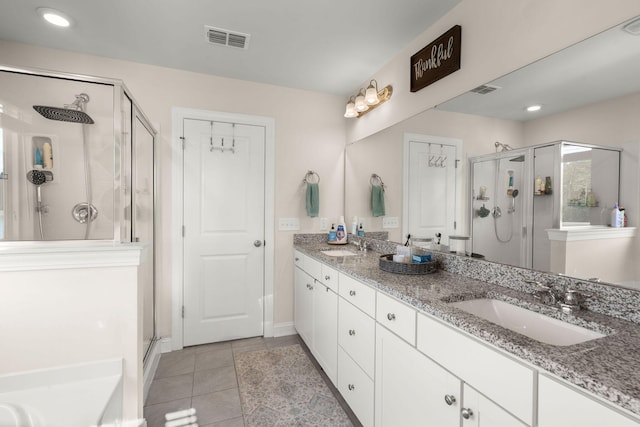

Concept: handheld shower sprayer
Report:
left=26, top=170, right=47, bottom=206
left=508, top=189, right=519, bottom=213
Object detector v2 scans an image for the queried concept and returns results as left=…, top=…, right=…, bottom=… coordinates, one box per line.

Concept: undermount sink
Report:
left=321, top=249, right=358, bottom=257
left=449, top=298, right=606, bottom=346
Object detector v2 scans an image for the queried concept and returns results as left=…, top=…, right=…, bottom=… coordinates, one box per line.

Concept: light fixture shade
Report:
left=355, top=93, right=369, bottom=112
left=344, top=101, right=357, bottom=118
left=365, top=83, right=380, bottom=105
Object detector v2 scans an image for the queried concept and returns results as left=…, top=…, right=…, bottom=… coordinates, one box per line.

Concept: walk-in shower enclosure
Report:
left=469, top=141, right=621, bottom=272
left=0, top=65, right=157, bottom=358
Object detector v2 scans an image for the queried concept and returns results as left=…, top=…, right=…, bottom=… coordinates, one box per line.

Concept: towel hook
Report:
left=303, top=170, right=320, bottom=184
left=370, top=173, right=385, bottom=191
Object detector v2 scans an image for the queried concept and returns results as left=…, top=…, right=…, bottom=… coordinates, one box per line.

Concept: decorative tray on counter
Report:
left=379, top=254, right=439, bottom=275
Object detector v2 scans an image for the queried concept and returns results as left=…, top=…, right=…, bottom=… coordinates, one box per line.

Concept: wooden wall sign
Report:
left=410, top=25, right=461, bottom=93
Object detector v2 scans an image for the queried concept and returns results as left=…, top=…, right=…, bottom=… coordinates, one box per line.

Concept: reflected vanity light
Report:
left=526, top=104, right=542, bottom=112
left=37, top=8, right=73, bottom=27
left=344, top=79, right=393, bottom=118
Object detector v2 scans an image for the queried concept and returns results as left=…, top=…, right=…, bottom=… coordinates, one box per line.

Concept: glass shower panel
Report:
left=0, top=70, right=115, bottom=240
left=561, top=143, right=620, bottom=227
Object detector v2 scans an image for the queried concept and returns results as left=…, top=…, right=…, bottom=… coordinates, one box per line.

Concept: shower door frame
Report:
left=467, top=149, right=534, bottom=269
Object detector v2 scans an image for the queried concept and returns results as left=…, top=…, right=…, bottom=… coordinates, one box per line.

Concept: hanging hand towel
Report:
left=306, top=182, right=320, bottom=217
left=371, top=185, right=385, bottom=217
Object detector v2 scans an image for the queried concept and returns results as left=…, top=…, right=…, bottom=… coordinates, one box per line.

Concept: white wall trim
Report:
left=0, top=242, right=147, bottom=271
left=171, top=107, right=276, bottom=350
left=142, top=339, right=162, bottom=405
left=547, top=226, right=637, bottom=242
left=273, top=322, right=297, bottom=337
left=402, top=133, right=464, bottom=241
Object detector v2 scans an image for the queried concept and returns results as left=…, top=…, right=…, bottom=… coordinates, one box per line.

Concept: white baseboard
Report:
left=273, top=321, right=296, bottom=337
left=142, top=337, right=171, bottom=405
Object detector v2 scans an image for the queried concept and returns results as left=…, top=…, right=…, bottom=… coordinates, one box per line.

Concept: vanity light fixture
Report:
left=526, top=104, right=542, bottom=112
left=344, top=79, right=393, bottom=118
left=37, top=7, right=72, bottom=27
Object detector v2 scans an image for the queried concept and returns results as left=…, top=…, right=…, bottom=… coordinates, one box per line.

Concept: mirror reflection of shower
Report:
left=33, top=93, right=97, bottom=239
left=491, top=145, right=525, bottom=243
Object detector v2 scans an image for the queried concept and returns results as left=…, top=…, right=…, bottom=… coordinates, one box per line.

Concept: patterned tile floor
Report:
left=143, top=335, right=360, bottom=427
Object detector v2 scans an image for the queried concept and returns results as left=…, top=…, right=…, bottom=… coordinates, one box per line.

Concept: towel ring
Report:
left=303, top=170, right=320, bottom=184
left=370, top=173, right=385, bottom=190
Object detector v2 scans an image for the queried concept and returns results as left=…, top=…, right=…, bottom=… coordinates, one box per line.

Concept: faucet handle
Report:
left=524, top=280, right=551, bottom=291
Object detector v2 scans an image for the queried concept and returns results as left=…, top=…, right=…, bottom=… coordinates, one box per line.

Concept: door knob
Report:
left=461, top=408, right=474, bottom=419
left=254, top=240, right=263, bottom=247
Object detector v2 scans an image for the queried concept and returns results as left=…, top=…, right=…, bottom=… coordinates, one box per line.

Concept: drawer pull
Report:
left=461, top=408, right=473, bottom=419
left=325, top=275, right=331, bottom=280
left=349, top=290, right=356, bottom=296
left=348, top=329, right=356, bottom=336
left=348, top=384, right=355, bottom=391
left=387, top=313, right=396, bottom=321
left=444, top=394, right=456, bottom=406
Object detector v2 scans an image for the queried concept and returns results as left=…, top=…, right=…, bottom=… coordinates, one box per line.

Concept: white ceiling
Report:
left=0, top=0, right=461, bottom=95
left=437, top=16, right=640, bottom=121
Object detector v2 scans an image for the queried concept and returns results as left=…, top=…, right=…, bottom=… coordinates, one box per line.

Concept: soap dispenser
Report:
left=328, top=224, right=337, bottom=242
left=336, top=216, right=347, bottom=244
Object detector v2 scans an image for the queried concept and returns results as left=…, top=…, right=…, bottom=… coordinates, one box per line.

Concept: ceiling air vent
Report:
left=205, top=26, right=250, bottom=49
left=470, top=84, right=501, bottom=95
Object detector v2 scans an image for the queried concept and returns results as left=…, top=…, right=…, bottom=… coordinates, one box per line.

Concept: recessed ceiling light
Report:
left=37, top=7, right=72, bottom=27
left=526, top=105, right=542, bottom=112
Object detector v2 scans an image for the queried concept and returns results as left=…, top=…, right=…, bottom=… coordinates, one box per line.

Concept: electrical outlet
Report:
left=319, top=217, right=329, bottom=231
left=382, top=216, right=400, bottom=228
left=278, top=218, right=300, bottom=231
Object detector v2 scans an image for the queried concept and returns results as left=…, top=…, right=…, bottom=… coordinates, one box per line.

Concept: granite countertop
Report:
left=294, top=239, right=640, bottom=417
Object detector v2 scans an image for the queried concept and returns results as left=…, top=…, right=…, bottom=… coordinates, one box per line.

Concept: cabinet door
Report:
left=375, top=325, right=460, bottom=427
left=313, top=282, right=338, bottom=385
left=462, top=384, right=527, bottom=427
left=338, top=298, right=375, bottom=378
left=538, top=375, right=640, bottom=427
left=338, top=347, right=374, bottom=427
left=294, top=266, right=313, bottom=344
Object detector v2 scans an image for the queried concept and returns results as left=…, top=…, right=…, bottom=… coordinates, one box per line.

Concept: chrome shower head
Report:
left=494, top=141, right=513, bottom=152
left=33, top=105, right=94, bottom=124
left=33, top=93, right=94, bottom=124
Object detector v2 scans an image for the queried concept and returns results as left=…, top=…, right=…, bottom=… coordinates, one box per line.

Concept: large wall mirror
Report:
left=345, top=15, right=640, bottom=290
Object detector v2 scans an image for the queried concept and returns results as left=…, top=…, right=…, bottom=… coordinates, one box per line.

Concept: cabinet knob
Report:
left=387, top=313, right=396, bottom=321
left=461, top=408, right=474, bottom=419
left=325, top=275, right=331, bottom=280
left=348, top=329, right=356, bottom=336
left=348, top=384, right=355, bottom=391
left=349, top=290, right=356, bottom=296
left=444, top=394, right=456, bottom=406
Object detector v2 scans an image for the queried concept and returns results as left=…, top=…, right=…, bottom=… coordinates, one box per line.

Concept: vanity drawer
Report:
left=339, top=297, right=375, bottom=378
left=321, top=264, right=339, bottom=293
left=376, top=292, right=416, bottom=345
left=417, top=312, right=534, bottom=425
left=303, top=254, right=322, bottom=281
left=339, top=273, right=376, bottom=317
left=338, top=346, right=374, bottom=427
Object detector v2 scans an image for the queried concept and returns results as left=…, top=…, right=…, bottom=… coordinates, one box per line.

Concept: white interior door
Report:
left=405, top=136, right=460, bottom=245
left=183, top=118, right=265, bottom=346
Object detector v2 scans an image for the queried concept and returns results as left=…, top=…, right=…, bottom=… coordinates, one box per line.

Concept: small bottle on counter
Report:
left=328, top=224, right=337, bottom=242
left=357, top=223, right=365, bottom=237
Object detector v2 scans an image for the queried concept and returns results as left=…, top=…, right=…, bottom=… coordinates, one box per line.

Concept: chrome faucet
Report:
left=525, top=280, right=591, bottom=313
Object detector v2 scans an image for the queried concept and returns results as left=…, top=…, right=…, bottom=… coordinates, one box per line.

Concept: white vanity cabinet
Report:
left=375, top=325, right=460, bottom=427
left=417, top=312, right=535, bottom=426
left=293, top=251, right=338, bottom=385
left=538, top=375, right=640, bottom=427
left=338, top=272, right=376, bottom=426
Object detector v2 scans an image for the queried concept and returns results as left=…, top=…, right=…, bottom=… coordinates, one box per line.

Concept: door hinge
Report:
left=182, top=225, right=185, bottom=237
left=180, top=136, right=185, bottom=150
left=181, top=306, right=185, bottom=318
left=454, top=221, right=457, bottom=230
